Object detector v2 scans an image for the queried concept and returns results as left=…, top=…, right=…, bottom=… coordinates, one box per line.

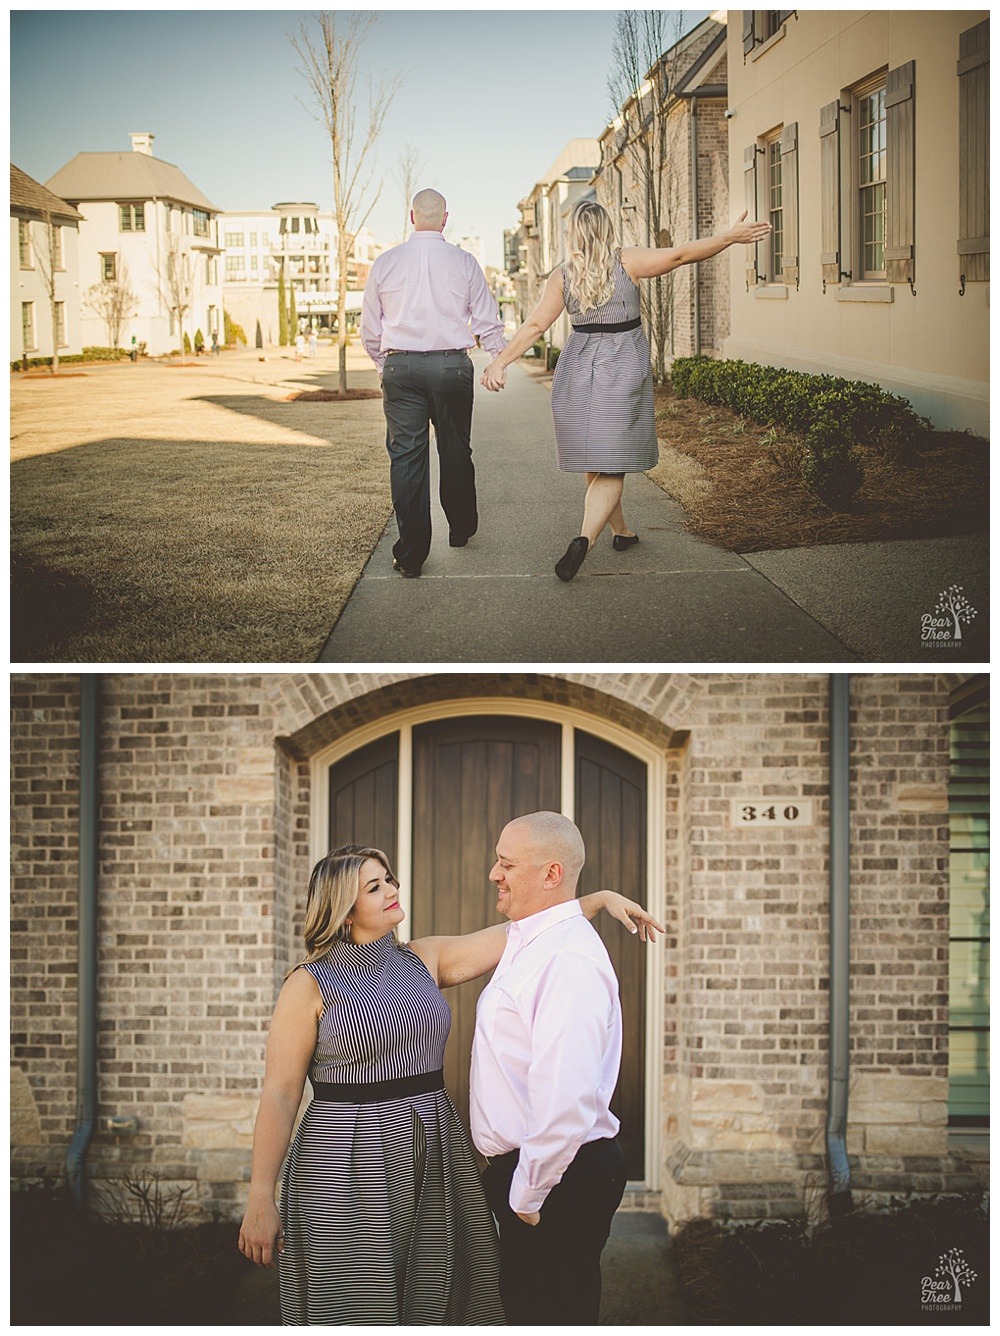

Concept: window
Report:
left=54, top=302, right=66, bottom=348
left=52, top=225, right=64, bottom=269
left=225, top=256, right=245, bottom=278
left=193, top=209, right=210, bottom=238
left=856, top=79, right=887, bottom=278
left=742, top=10, right=795, bottom=57
left=21, top=302, right=35, bottom=351
left=958, top=19, right=989, bottom=283
left=18, top=220, right=33, bottom=267
left=100, top=253, right=117, bottom=282
left=948, top=683, right=989, bottom=1127
left=249, top=231, right=258, bottom=246
left=224, top=230, right=244, bottom=248
left=765, top=134, right=783, bottom=279
left=118, top=203, right=145, bottom=232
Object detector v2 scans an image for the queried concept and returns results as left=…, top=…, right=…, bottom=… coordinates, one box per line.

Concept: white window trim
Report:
left=308, top=697, right=669, bottom=1193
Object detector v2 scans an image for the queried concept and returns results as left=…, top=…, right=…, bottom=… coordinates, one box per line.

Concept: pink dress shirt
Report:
left=360, top=231, right=506, bottom=372
left=470, top=900, right=623, bottom=1215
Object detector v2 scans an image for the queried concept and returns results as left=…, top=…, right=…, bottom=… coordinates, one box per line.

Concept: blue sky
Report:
left=10, top=7, right=709, bottom=267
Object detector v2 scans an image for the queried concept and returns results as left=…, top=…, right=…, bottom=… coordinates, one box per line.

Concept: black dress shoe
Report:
left=449, top=534, right=469, bottom=548
left=392, top=559, right=421, bottom=578
left=612, top=533, right=639, bottom=551
left=555, top=535, right=589, bottom=582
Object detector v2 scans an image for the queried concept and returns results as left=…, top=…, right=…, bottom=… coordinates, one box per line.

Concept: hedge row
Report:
left=11, top=347, right=127, bottom=371
left=669, top=356, right=930, bottom=509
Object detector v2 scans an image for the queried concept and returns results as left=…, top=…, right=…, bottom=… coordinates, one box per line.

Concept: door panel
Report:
left=411, top=717, right=562, bottom=1129
left=575, top=729, right=648, bottom=1179
left=328, top=732, right=399, bottom=869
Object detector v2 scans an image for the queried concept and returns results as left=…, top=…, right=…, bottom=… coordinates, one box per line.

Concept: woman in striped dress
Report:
left=237, top=845, right=660, bottom=1325
left=482, top=200, right=771, bottom=581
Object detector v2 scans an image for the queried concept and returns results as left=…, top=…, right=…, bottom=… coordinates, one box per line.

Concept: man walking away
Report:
left=471, top=811, right=627, bottom=1325
left=360, top=189, right=506, bottom=577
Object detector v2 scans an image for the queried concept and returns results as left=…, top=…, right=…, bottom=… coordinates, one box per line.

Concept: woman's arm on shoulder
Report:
left=621, top=212, right=772, bottom=281
left=579, top=890, right=665, bottom=943
left=407, top=924, right=509, bottom=988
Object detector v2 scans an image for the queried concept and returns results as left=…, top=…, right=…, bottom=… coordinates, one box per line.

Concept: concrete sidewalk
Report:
left=319, top=354, right=988, bottom=664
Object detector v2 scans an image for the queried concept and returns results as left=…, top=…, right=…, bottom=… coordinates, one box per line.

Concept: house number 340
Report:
left=731, top=800, right=814, bottom=827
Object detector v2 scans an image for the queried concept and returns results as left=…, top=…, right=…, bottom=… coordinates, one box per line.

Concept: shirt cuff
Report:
left=508, top=1158, right=549, bottom=1216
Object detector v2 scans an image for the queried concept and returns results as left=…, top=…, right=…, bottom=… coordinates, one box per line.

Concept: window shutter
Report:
left=780, top=121, right=799, bottom=285
left=819, top=101, right=842, bottom=284
left=742, top=12, right=756, bottom=56
left=885, top=60, right=916, bottom=285
left=958, top=19, right=989, bottom=282
left=743, top=144, right=760, bottom=285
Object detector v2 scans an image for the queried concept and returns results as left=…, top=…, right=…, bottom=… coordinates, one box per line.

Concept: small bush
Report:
left=669, top=356, right=931, bottom=509
left=11, top=347, right=126, bottom=370
left=226, top=310, right=248, bottom=346
left=194, top=328, right=205, bottom=353
left=183, top=331, right=192, bottom=353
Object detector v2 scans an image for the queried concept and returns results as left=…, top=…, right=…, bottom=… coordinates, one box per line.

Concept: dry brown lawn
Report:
left=649, top=385, right=989, bottom=552
left=11, top=352, right=391, bottom=662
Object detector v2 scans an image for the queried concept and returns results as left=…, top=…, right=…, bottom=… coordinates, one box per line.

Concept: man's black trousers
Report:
left=482, top=1136, right=627, bottom=1325
left=380, top=349, right=477, bottom=572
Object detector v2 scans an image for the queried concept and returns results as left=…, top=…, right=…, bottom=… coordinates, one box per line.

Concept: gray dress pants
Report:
left=381, top=350, right=477, bottom=572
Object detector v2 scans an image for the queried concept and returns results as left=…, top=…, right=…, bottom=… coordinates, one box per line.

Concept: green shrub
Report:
left=11, top=347, right=126, bottom=370
left=193, top=328, right=204, bottom=353
left=183, top=332, right=192, bottom=354
left=224, top=310, right=247, bottom=347
left=669, top=356, right=930, bottom=508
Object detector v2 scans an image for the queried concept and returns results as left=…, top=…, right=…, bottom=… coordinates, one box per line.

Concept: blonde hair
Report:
left=287, top=844, right=399, bottom=977
left=565, top=200, right=618, bottom=314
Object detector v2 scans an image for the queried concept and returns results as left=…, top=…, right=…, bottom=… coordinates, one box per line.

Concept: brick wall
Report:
left=10, top=672, right=979, bottom=1222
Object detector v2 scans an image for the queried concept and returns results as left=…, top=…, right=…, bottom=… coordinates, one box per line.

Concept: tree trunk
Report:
left=338, top=231, right=349, bottom=393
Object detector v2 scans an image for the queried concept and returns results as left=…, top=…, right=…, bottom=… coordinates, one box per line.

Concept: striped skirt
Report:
left=279, top=1089, right=505, bottom=1325
left=550, top=326, right=658, bottom=473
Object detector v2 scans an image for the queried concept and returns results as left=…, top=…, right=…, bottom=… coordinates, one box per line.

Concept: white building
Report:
left=10, top=164, right=83, bottom=363
left=220, top=204, right=383, bottom=344
left=46, top=133, right=223, bottom=357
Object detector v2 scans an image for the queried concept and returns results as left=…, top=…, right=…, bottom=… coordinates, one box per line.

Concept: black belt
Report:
left=572, top=317, right=641, bottom=333
left=310, top=1068, right=444, bottom=1103
left=384, top=348, right=468, bottom=356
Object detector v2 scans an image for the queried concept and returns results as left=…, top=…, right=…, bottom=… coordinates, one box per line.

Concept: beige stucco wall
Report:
left=723, top=10, right=989, bottom=435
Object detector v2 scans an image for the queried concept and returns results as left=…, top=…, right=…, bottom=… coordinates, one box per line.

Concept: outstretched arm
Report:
left=482, top=268, right=565, bottom=391
left=622, top=211, right=772, bottom=281
left=408, top=891, right=664, bottom=988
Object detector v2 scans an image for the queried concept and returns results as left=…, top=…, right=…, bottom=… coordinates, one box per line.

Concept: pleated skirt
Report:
left=279, top=1089, right=505, bottom=1325
left=550, top=327, right=658, bottom=473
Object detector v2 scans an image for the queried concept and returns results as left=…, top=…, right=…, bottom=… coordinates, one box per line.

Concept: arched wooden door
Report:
left=327, top=715, right=649, bottom=1180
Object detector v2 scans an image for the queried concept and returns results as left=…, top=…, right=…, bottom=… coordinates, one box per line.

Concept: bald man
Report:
left=360, top=189, right=506, bottom=577
left=470, top=812, right=627, bottom=1325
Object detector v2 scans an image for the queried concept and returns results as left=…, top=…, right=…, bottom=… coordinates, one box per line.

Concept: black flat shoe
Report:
left=555, top=536, right=589, bottom=582
left=612, top=533, right=639, bottom=552
left=392, top=559, right=421, bottom=578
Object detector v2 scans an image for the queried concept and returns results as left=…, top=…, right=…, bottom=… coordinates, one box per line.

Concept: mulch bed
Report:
left=286, top=389, right=382, bottom=401
left=650, top=385, right=989, bottom=553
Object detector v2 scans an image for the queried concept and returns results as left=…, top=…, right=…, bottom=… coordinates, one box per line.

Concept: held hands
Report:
left=727, top=209, right=773, bottom=246
left=238, top=1193, right=284, bottom=1268
left=481, top=360, right=506, bottom=392
left=601, top=891, right=665, bottom=943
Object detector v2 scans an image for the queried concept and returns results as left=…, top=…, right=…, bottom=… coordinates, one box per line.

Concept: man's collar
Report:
left=508, top=898, right=582, bottom=948
left=408, top=230, right=447, bottom=242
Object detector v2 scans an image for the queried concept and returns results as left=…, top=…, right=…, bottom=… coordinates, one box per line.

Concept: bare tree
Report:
left=154, top=229, right=197, bottom=363
left=84, top=257, right=139, bottom=355
left=394, top=142, right=425, bottom=243
left=291, top=12, right=402, bottom=391
left=608, top=9, right=687, bottom=381
left=33, top=212, right=65, bottom=374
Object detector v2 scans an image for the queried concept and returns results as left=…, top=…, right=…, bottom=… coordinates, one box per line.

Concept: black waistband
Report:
left=310, top=1068, right=445, bottom=1103
left=384, top=348, right=468, bottom=357
left=572, top=317, right=641, bottom=334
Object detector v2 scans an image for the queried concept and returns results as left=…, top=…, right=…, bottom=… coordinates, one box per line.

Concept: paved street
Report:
left=320, top=353, right=989, bottom=664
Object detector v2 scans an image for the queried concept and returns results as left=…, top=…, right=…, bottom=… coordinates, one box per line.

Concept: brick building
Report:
left=10, top=671, right=987, bottom=1223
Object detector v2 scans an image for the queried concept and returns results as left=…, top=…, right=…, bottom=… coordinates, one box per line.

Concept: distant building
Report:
left=10, top=164, right=83, bottom=362
left=220, top=204, right=382, bottom=343
left=455, top=233, right=485, bottom=267
left=594, top=14, right=730, bottom=362
left=724, top=9, right=988, bottom=435
left=46, top=133, right=223, bottom=357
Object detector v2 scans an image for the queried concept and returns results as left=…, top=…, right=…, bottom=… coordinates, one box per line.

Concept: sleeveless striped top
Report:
left=301, top=932, right=451, bottom=1084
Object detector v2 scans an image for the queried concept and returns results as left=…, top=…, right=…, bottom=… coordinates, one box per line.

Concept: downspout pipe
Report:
left=66, top=674, right=100, bottom=1210
left=826, top=674, right=854, bottom=1213
left=689, top=93, right=701, bottom=356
